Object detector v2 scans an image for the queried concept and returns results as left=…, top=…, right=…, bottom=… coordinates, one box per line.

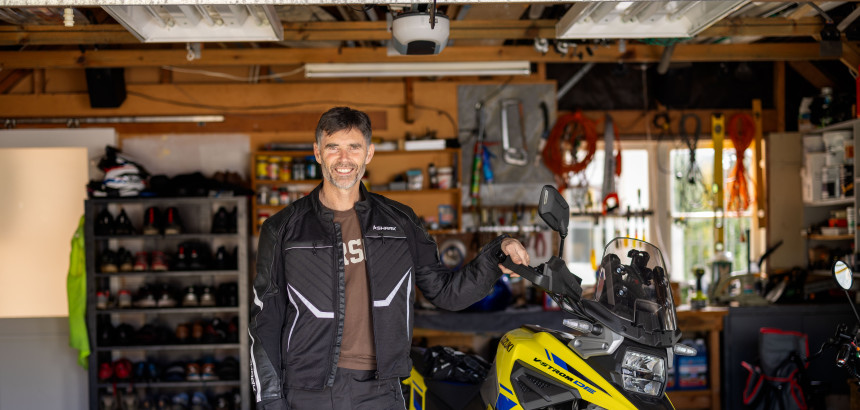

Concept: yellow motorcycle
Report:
left=404, top=185, right=695, bottom=410
left=478, top=185, right=696, bottom=410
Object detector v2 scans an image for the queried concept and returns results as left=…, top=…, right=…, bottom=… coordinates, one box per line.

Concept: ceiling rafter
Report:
left=0, top=17, right=826, bottom=46
left=0, top=42, right=841, bottom=70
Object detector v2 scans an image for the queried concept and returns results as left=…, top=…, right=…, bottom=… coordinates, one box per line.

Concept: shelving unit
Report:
left=85, top=197, right=250, bottom=410
left=801, top=118, right=860, bottom=269
left=250, top=148, right=462, bottom=236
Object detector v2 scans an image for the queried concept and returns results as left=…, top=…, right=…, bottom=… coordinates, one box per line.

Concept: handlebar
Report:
left=500, top=255, right=583, bottom=308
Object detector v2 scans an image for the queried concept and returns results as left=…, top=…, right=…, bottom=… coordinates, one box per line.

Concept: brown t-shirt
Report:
left=332, top=208, right=377, bottom=370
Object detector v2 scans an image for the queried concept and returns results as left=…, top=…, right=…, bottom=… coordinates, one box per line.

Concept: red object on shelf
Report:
left=828, top=218, right=848, bottom=228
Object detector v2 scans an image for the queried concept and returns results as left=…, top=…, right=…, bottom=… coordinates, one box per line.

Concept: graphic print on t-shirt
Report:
left=343, top=239, right=364, bottom=265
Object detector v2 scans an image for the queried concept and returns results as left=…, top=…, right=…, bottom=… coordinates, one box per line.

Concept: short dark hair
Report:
left=315, top=106, right=372, bottom=146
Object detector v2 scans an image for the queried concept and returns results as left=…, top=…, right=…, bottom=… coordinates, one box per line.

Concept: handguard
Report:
left=502, top=256, right=583, bottom=303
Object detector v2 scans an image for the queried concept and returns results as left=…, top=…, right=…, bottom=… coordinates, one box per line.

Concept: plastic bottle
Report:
left=279, top=157, right=292, bottom=181
left=428, top=163, right=438, bottom=189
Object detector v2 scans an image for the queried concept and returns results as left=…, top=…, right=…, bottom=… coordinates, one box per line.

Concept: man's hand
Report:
left=499, top=237, right=530, bottom=277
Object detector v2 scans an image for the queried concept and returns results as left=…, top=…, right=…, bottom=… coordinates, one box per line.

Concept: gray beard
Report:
left=322, top=162, right=365, bottom=190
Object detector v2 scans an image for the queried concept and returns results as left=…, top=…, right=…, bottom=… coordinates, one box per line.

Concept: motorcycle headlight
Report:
left=621, top=350, right=666, bottom=397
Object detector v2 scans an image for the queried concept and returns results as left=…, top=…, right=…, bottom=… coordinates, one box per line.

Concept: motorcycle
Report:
left=740, top=261, right=860, bottom=410
left=479, top=185, right=697, bottom=410
left=819, top=261, right=860, bottom=384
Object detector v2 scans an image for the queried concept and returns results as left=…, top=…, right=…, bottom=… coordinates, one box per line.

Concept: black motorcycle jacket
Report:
left=249, top=183, right=507, bottom=408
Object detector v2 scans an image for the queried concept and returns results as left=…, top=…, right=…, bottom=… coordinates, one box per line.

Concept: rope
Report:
left=726, top=113, right=756, bottom=212
left=542, top=111, right=598, bottom=177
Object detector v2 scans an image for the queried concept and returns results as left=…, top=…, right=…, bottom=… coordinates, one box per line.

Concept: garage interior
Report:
left=2, top=1, right=860, bottom=409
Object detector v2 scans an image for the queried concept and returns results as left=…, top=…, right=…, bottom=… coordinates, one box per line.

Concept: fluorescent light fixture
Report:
left=304, top=61, right=531, bottom=78
left=557, top=0, right=749, bottom=39
left=102, top=5, right=283, bottom=43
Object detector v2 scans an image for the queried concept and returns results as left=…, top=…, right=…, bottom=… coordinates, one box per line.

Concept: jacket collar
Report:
left=310, top=181, right=371, bottom=219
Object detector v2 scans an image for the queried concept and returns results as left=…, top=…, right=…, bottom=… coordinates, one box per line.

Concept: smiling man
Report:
left=249, top=106, right=530, bottom=410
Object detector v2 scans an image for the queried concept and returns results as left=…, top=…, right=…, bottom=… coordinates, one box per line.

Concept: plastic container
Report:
left=437, top=167, right=453, bottom=189
left=821, top=165, right=840, bottom=199
left=823, top=130, right=850, bottom=166
left=677, top=338, right=708, bottom=390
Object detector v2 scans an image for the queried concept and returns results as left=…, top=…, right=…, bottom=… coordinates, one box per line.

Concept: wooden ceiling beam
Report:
left=0, top=69, right=32, bottom=93
left=839, top=41, right=860, bottom=78
left=0, top=43, right=837, bottom=69
left=787, top=60, right=834, bottom=89
left=0, top=17, right=825, bottom=46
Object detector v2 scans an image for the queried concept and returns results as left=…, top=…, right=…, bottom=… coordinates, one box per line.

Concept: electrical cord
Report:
left=161, top=65, right=305, bottom=81
left=126, top=91, right=458, bottom=135
left=542, top=110, right=598, bottom=177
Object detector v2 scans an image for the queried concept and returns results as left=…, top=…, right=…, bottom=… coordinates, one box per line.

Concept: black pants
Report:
left=286, top=368, right=406, bottom=410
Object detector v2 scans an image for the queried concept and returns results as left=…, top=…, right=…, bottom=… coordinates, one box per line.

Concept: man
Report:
left=249, top=106, right=530, bottom=410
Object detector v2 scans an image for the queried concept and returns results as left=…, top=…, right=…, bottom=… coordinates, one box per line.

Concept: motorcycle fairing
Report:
left=484, top=327, right=639, bottom=410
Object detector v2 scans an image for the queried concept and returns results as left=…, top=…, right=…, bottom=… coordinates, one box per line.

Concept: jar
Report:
left=268, top=186, right=281, bottom=206
left=279, top=187, right=290, bottom=205
left=257, top=185, right=271, bottom=205
left=293, top=157, right=305, bottom=181
left=305, top=155, right=318, bottom=179
left=256, top=156, right=269, bottom=180
left=268, top=156, right=281, bottom=181
left=279, top=156, right=292, bottom=181
left=257, top=212, right=270, bottom=231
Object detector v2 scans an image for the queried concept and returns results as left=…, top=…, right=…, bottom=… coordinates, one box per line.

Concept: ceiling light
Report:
left=304, top=61, right=531, bottom=78
left=557, top=0, right=749, bottom=39
left=102, top=5, right=283, bottom=43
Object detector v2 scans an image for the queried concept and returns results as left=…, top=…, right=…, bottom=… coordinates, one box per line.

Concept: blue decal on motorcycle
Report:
left=500, top=383, right=514, bottom=395
left=413, top=391, right=423, bottom=410
left=567, top=366, right=610, bottom=396
left=414, top=383, right=424, bottom=394
left=497, top=392, right=517, bottom=410
left=545, top=349, right=552, bottom=361
left=551, top=353, right=570, bottom=370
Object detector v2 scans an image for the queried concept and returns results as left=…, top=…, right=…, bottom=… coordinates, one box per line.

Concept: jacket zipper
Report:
left=326, top=222, right=346, bottom=387
left=360, top=225, right=383, bottom=377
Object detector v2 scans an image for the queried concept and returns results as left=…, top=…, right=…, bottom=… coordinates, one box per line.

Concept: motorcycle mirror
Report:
left=833, top=261, right=854, bottom=290
left=538, top=185, right=569, bottom=238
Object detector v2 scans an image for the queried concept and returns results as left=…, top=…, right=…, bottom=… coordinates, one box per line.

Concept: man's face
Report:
left=314, top=128, right=374, bottom=191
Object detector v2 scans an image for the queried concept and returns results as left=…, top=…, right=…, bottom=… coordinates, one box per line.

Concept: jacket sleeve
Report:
left=408, top=209, right=507, bottom=311
left=249, top=216, right=289, bottom=405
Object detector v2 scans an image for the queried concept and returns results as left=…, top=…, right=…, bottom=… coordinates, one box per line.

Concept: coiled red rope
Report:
left=542, top=111, right=597, bottom=176
left=726, top=113, right=755, bottom=212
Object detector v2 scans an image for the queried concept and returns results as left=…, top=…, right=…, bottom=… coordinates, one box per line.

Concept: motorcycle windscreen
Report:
left=593, top=238, right=677, bottom=333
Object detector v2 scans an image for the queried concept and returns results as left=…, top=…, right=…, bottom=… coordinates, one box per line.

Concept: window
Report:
left=564, top=147, right=650, bottom=285
left=669, top=146, right=755, bottom=284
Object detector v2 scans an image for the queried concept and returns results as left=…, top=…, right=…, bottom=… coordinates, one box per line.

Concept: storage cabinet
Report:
left=250, top=148, right=462, bottom=236
left=85, top=197, right=250, bottom=410
left=801, top=118, right=860, bottom=272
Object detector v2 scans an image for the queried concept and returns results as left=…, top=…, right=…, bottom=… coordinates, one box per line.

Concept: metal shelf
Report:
left=96, top=306, right=239, bottom=314
left=97, top=380, right=240, bottom=388
left=94, top=270, right=239, bottom=278
left=85, top=197, right=251, bottom=410
left=87, top=197, right=246, bottom=205
left=96, top=343, right=240, bottom=352
left=93, top=233, right=239, bottom=240
left=803, top=198, right=854, bottom=207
